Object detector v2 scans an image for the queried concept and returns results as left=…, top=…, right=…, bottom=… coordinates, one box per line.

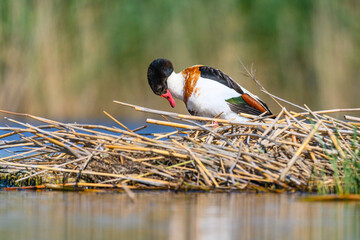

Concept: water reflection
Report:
left=0, top=191, right=359, bottom=240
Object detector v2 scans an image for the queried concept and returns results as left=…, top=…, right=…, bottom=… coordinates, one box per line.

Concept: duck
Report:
left=147, top=58, right=272, bottom=123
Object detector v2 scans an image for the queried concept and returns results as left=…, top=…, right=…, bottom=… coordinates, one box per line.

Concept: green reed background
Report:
left=0, top=0, right=359, bottom=119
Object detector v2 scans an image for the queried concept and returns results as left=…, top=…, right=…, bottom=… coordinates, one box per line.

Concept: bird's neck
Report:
left=167, top=72, right=185, bottom=101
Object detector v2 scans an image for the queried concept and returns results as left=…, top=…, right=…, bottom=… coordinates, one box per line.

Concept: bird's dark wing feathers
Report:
left=198, top=66, right=244, bottom=94
left=226, top=95, right=272, bottom=116
left=256, top=98, right=272, bottom=115
left=227, top=102, right=264, bottom=116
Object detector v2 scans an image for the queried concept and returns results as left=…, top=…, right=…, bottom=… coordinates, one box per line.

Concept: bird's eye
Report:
left=156, top=86, right=163, bottom=92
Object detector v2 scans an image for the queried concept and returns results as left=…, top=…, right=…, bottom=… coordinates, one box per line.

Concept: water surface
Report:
left=0, top=191, right=359, bottom=240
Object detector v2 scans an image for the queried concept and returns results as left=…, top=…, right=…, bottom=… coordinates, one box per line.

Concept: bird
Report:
left=147, top=58, right=272, bottom=123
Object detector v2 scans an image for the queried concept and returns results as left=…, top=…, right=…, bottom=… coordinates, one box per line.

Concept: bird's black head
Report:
left=147, top=58, right=174, bottom=96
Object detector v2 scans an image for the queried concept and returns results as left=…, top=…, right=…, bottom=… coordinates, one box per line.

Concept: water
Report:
left=0, top=191, right=359, bottom=240
left=0, top=118, right=174, bottom=158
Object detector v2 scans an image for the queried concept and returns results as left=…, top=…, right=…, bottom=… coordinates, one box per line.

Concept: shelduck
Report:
left=147, top=58, right=272, bottom=122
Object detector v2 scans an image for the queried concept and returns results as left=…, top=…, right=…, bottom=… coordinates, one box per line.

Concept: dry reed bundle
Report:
left=0, top=99, right=359, bottom=194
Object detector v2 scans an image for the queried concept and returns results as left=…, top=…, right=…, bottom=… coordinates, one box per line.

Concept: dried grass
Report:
left=0, top=99, right=359, bottom=193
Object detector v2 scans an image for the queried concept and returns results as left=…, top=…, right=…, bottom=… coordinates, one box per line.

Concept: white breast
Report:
left=186, top=77, right=249, bottom=122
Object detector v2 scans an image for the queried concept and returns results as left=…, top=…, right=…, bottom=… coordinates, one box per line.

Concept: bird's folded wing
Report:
left=226, top=94, right=271, bottom=116
left=198, top=66, right=244, bottom=95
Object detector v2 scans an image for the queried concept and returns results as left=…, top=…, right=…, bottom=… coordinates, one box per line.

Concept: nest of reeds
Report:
left=1, top=65, right=359, bottom=193
left=0, top=99, right=359, bottom=193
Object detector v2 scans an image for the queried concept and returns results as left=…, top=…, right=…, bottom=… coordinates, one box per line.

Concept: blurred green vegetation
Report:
left=0, top=0, right=359, bottom=119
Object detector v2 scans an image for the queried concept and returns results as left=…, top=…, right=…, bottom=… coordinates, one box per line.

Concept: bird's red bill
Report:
left=161, top=90, right=176, bottom=108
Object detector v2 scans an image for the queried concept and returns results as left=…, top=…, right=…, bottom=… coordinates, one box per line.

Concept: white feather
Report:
left=187, top=77, right=249, bottom=122
left=167, top=72, right=185, bottom=100
left=167, top=72, right=254, bottom=123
